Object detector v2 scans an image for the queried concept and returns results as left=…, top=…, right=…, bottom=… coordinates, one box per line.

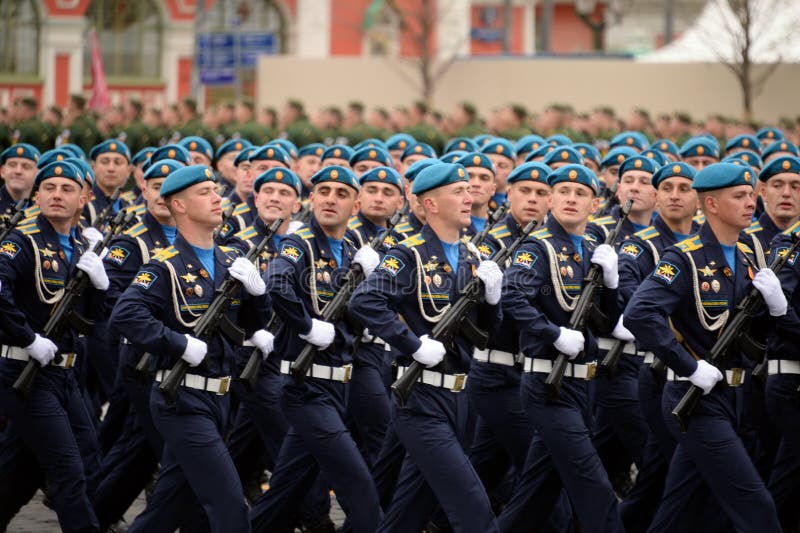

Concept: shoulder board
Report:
left=221, top=197, right=233, bottom=210
left=232, top=202, right=250, bottom=216
left=489, top=224, right=511, bottom=239
left=589, top=215, right=616, bottom=226
left=692, top=213, right=706, bottom=225
left=19, top=223, right=40, bottom=235
left=23, top=205, right=40, bottom=217
left=124, top=203, right=146, bottom=215
left=782, top=220, right=800, bottom=235
left=153, top=246, right=179, bottom=262
left=736, top=242, right=753, bottom=255
left=634, top=225, right=660, bottom=241
left=584, top=232, right=597, bottom=243
left=400, top=234, right=425, bottom=248
left=676, top=235, right=703, bottom=252
left=743, top=221, right=762, bottom=235
left=120, top=190, right=137, bottom=203
left=124, top=221, right=148, bottom=237
left=234, top=226, right=258, bottom=240
left=532, top=228, right=552, bottom=240
left=347, top=216, right=362, bottom=230
left=394, top=222, right=413, bottom=234
left=343, top=235, right=356, bottom=248
left=295, top=227, right=314, bottom=240
left=218, top=245, right=243, bottom=257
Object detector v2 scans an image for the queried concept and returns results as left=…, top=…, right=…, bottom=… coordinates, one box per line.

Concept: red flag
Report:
left=89, top=28, right=110, bottom=111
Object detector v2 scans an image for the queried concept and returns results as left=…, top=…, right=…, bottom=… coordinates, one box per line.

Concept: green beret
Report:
left=693, top=163, right=755, bottom=192
left=759, top=156, right=800, bottom=182
left=35, top=161, right=83, bottom=187
left=254, top=167, right=302, bottom=196
left=508, top=162, right=551, bottom=185
left=310, top=165, right=359, bottom=191
left=651, top=162, right=695, bottom=188
left=411, top=163, right=468, bottom=195
left=160, top=165, right=217, bottom=197
left=547, top=164, right=599, bottom=195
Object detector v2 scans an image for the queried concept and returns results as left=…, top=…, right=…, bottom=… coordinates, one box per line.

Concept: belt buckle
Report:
left=729, top=368, right=744, bottom=387
left=63, top=353, right=76, bottom=369
left=217, top=376, right=231, bottom=395
left=585, top=361, right=597, bottom=380
left=342, top=364, right=353, bottom=383
left=452, top=373, right=466, bottom=392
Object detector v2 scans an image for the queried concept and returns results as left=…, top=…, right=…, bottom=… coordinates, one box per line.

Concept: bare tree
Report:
left=574, top=0, right=634, bottom=52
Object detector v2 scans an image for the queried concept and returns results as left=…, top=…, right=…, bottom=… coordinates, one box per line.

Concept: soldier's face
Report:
left=353, top=160, right=383, bottom=177
left=322, top=157, right=349, bottom=168
left=236, top=165, right=256, bottom=197
left=310, top=182, right=358, bottom=229
left=216, top=152, right=238, bottom=182
left=293, top=155, right=321, bottom=188
left=93, top=154, right=131, bottom=190
left=0, top=157, right=36, bottom=195
left=422, top=182, right=473, bottom=229
left=703, top=185, right=755, bottom=230
left=600, top=165, right=620, bottom=188
left=38, top=178, right=86, bottom=222
left=171, top=182, right=223, bottom=229
left=684, top=156, right=718, bottom=171
left=401, top=154, right=427, bottom=172
left=358, top=183, right=403, bottom=221
left=762, top=173, right=800, bottom=224
left=487, top=155, right=514, bottom=191
left=189, top=152, right=211, bottom=167
left=508, top=181, right=550, bottom=226
left=549, top=182, right=599, bottom=229
left=143, top=178, right=173, bottom=222
left=656, top=177, right=697, bottom=224
left=616, top=171, right=656, bottom=214
left=467, top=167, right=496, bottom=209
left=251, top=160, right=284, bottom=176
left=256, top=183, right=300, bottom=224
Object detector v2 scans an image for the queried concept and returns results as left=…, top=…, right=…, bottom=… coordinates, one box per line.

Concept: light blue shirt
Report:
left=191, top=245, right=215, bottom=280
left=327, top=237, right=343, bottom=267
left=721, top=243, right=737, bottom=276
left=440, top=239, right=460, bottom=275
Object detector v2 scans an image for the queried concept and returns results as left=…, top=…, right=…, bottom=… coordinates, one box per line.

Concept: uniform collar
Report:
left=171, top=232, right=232, bottom=289
left=757, top=211, right=782, bottom=243
left=35, top=213, right=83, bottom=272
left=142, top=210, right=170, bottom=246
left=308, top=215, right=352, bottom=269
left=407, top=211, right=424, bottom=232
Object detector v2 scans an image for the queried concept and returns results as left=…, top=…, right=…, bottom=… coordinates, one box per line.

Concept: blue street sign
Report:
left=197, top=31, right=276, bottom=84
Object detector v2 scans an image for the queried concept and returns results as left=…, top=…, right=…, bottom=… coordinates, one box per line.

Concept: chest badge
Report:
left=711, top=279, right=721, bottom=293
left=315, top=258, right=327, bottom=269
left=194, top=284, right=204, bottom=297
left=698, top=265, right=716, bottom=277
left=40, top=248, right=55, bottom=258
left=180, top=272, right=198, bottom=283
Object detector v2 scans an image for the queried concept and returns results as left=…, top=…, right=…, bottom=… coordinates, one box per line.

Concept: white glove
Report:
left=181, top=334, right=207, bottom=367
left=353, top=246, right=380, bottom=277
left=77, top=251, right=110, bottom=290
left=752, top=269, right=787, bottom=316
left=299, top=318, right=335, bottom=350
left=553, top=326, right=585, bottom=360
left=82, top=226, right=104, bottom=249
left=476, top=260, right=503, bottom=305
left=25, top=334, right=58, bottom=367
left=228, top=257, right=266, bottom=296
left=412, top=334, right=446, bottom=368
left=362, top=327, right=375, bottom=343
left=590, top=244, right=619, bottom=289
left=688, top=359, right=723, bottom=395
left=248, top=329, right=275, bottom=359
left=611, top=315, right=635, bottom=342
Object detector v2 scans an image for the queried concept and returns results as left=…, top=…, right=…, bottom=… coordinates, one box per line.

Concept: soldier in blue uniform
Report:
left=293, top=143, right=325, bottom=197
left=249, top=165, right=383, bottom=533
left=498, top=164, right=624, bottom=533
left=111, top=165, right=271, bottom=533
left=349, top=145, right=393, bottom=177
left=480, top=138, right=516, bottom=210
left=178, top=135, right=214, bottom=167
left=350, top=162, right=504, bottom=532
left=320, top=144, right=354, bottom=169
left=0, top=143, right=39, bottom=222
left=89, top=160, right=182, bottom=530
left=86, top=140, right=133, bottom=227
left=625, top=163, right=783, bottom=532
left=0, top=161, right=107, bottom=532
left=454, top=152, right=496, bottom=235
left=214, top=138, right=252, bottom=197
left=680, top=137, right=720, bottom=172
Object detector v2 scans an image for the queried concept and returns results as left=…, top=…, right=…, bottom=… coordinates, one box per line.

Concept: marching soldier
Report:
left=625, top=163, right=783, bottom=532
left=178, top=136, right=214, bottom=167
left=480, top=138, right=516, bottom=210
left=0, top=143, right=39, bottom=222
left=86, top=140, right=133, bottom=226
left=214, top=138, right=252, bottom=197
left=455, top=152, right=496, bottom=235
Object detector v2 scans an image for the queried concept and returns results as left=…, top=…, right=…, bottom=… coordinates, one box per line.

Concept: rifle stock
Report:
left=0, top=199, right=29, bottom=242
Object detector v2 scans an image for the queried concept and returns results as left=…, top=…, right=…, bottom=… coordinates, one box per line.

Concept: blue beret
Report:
left=473, top=134, right=494, bottom=147
left=359, top=166, right=404, bottom=193
left=651, top=139, right=680, bottom=158
left=759, top=156, right=800, bottom=182
left=59, top=143, right=86, bottom=160
left=144, top=144, right=192, bottom=173
left=310, top=165, right=359, bottom=191
left=680, top=138, right=720, bottom=160
left=411, top=163, right=468, bottom=195
left=215, top=139, right=252, bottom=161
left=651, top=162, right=696, bottom=188
left=572, top=143, right=600, bottom=166
left=298, top=143, right=326, bottom=159
left=179, top=136, right=214, bottom=160
left=37, top=148, right=75, bottom=168
left=1, top=143, right=40, bottom=165
left=515, top=135, right=547, bottom=156
left=353, top=138, right=388, bottom=152
left=722, top=150, right=762, bottom=169
left=618, top=156, right=660, bottom=177
left=547, top=164, right=599, bottom=195
left=444, top=137, right=478, bottom=154
left=455, top=152, right=494, bottom=174
left=640, top=149, right=670, bottom=166
left=386, top=133, right=416, bottom=152
left=321, top=144, right=354, bottom=163
left=35, top=161, right=83, bottom=187
left=508, top=162, right=552, bottom=185
left=90, top=139, right=131, bottom=161
left=254, top=167, right=302, bottom=196
left=546, top=134, right=572, bottom=146
left=132, top=147, right=157, bottom=166
left=610, top=131, right=649, bottom=151
left=480, top=138, right=516, bottom=160
left=144, top=159, right=184, bottom=181
left=543, top=146, right=583, bottom=167
left=725, top=134, right=760, bottom=155
left=762, top=140, right=799, bottom=161
left=268, top=139, right=298, bottom=159
left=349, top=146, right=392, bottom=167
left=757, top=127, right=784, bottom=143
left=696, top=133, right=721, bottom=150
left=63, top=157, right=95, bottom=189
left=601, top=147, right=638, bottom=168
left=405, top=159, right=440, bottom=182
left=402, top=143, right=437, bottom=161
left=441, top=150, right=467, bottom=163
left=234, top=146, right=257, bottom=167
left=524, top=144, right=557, bottom=162
left=693, top=163, right=755, bottom=191
left=160, top=165, right=217, bottom=197
left=250, top=145, right=291, bottom=167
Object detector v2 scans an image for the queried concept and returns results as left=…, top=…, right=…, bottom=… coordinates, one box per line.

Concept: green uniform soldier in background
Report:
left=281, top=100, right=322, bottom=147
left=121, top=99, right=154, bottom=155
left=10, top=97, right=52, bottom=152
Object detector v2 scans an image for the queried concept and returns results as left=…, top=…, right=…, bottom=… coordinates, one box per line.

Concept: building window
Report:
left=84, top=0, right=163, bottom=78
left=364, top=3, right=400, bottom=57
left=0, top=0, right=39, bottom=75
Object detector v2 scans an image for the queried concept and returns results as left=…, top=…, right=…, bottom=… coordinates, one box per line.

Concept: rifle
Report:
left=672, top=231, right=800, bottom=432
left=93, top=188, right=122, bottom=232
left=0, top=199, right=30, bottom=242
left=470, top=202, right=509, bottom=248
left=157, top=218, right=284, bottom=403
left=238, top=313, right=279, bottom=391
left=544, top=198, right=633, bottom=397
left=212, top=204, right=235, bottom=240
left=290, top=211, right=403, bottom=384
left=391, top=219, right=538, bottom=407
left=599, top=339, right=626, bottom=378
left=13, top=209, right=135, bottom=396
left=294, top=201, right=312, bottom=224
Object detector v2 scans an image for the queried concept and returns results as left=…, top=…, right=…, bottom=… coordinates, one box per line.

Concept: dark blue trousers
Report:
left=348, top=345, right=393, bottom=467
left=765, top=373, right=800, bottom=531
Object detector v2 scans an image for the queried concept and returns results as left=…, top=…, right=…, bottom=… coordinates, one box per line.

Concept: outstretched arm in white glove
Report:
left=228, top=257, right=266, bottom=296
left=752, top=268, right=787, bottom=316
left=77, top=251, right=110, bottom=290
left=353, top=246, right=380, bottom=277
left=590, top=244, right=619, bottom=289
left=476, top=260, right=503, bottom=305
